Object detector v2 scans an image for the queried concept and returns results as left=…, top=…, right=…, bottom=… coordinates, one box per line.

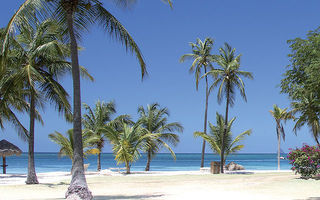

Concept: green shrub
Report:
left=287, top=144, right=320, bottom=179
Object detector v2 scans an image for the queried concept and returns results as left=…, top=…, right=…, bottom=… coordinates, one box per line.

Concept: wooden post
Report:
left=2, top=156, right=6, bottom=174
left=210, top=161, right=220, bottom=174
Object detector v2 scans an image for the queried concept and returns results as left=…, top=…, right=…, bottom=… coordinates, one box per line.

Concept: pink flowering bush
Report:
left=287, top=144, right=320, bottom=179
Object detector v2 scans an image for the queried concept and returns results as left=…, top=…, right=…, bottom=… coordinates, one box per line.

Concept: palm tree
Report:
left=4, top=18, right=77, bottom=184
left=0, top=29, right=33, bottom=140
left=180, top=38, right=215, bottom=168
left=137, top=103, right=183, bottom=171
left=291, top=93, right=320, bottom=145
left=49, top=129, right=99, bottom=162
left=269, top=104, right=294, bottom=170
left=3, top=0, right=171, bottom=197
left=0, top=88, right=28, bottom=138
left=205, top=43, right=253, bottom=173
left=82, top=100, right=116, bottom=171
left=194, top=113, right=251, bottom=165
left=105, top=122, right=152, bottom=174
left=0, top=66, right=28, bottom=140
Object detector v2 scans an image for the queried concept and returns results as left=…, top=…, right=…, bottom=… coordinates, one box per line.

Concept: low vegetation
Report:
left=194, top=113, right=252, bottom=166
left=288, top=144, right=320, bottom=179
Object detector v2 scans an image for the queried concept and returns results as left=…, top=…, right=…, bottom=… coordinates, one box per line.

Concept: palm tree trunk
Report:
left=65, top=8, right=92, bottom=200
left=97, top=145, right=101, bottom=171
left=145, top=149, right=151, bottom=171
left=201, top=66, right=209, bottom=168
left=313, top=133, right=320, bottom=145
left=221, top=84, right=230, bottom=173
left=277, top=125, right=281, bottom=171
left=26, top=90, right=39, bottom=184
left=2, top=156, right=6, bottom=174
left=97, top=152, right=101, bottom=171
left=126, top=161, right=130, bottom=174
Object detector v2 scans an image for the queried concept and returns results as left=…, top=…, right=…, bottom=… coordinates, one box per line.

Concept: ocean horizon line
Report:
left=29, top=152, right=288, bottom=154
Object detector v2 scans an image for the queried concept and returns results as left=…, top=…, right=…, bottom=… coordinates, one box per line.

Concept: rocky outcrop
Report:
left=226, top=162, right=245, bottom=171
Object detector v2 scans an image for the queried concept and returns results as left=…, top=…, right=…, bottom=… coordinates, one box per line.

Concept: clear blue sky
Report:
left=0, top=0, right=319, bottom=153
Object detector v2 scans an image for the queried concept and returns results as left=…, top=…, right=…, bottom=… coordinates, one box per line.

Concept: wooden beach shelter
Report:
left=0, top=139, right=22, bottom=174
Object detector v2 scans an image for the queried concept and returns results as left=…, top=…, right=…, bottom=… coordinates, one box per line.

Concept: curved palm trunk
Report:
left=277, top=124, right=281, bottom=171
left=65, top=9, right=92, bottom=200
left=26, top=91, right=39, bottom=184
left=312, top=127, right=320, bottom=145
left=221, top=84, right=230, bottom=173
left=201, top=67, right=209, bottom=168
left=145, top=149, right=151, bottom=171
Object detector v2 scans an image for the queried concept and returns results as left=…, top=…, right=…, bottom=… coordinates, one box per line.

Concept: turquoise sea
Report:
left=3, top=153, right=291, bottom=174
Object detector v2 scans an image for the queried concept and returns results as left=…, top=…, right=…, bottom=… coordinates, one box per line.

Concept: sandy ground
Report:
left=0, top=170, right=319, bottom=200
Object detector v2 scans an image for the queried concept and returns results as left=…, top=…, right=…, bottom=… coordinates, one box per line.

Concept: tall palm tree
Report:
left=205, top=43, right=253, bottom=173
left=291, top=93, right=320, bottom=145
left=105, top=122, right=152, bottom=174
left=269, top=104, right=294, bottom=170
left=0, top=85, right=28, bottom=139
left=4, top=18, right=76, bottom=184
left=49, top=129, right=99, bottom=162
left=3, top=0, right=171, bottom=198
left=82, top=100, right=116, bottom=171
left=180, top=38, right=214, bottom=168
left=137, top=103, right=183, bottom=171
left=0, top=39, right=29, bottom=140
left=83, top=101, right=133, bottom=171
left=194, top=113, right=251, bottom=165
left=0, top=28, right=39, bottom=140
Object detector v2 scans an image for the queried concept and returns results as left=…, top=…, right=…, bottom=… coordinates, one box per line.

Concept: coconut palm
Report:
left=0, top=29, right=32, bottom=139
left=291, top=93, right=320, bottom=145
left=180, top=38, right=215, bottom=168
left=3, top=18, right=77, bottom=184
left=269, top=104, right=294, bottom=170
left=83, top=101, right=133, bottom=171
left=105, top=122, right=152, bottom=174
left=82, top=100, right=116, bottom=171
left=3, top=17, right=92, bottom=184
left=205, top=43, right=253, bottom=173
left=137, top=103, right=183, bottom=171
left=0, top=88, right=28, bottom=138
left=49, top=129, right=99, bottom=162
left=0, top=68, right=29, bottom=140
left=3, top=0, right=171, bottom=197
left=194, top=113, right=251, bottom=165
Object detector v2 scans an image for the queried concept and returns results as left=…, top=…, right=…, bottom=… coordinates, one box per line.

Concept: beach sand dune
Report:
left=0, top=171, right=319, bottom=200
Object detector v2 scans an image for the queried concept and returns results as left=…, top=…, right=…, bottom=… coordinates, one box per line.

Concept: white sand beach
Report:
left=0, top=170, right=319, bottom=200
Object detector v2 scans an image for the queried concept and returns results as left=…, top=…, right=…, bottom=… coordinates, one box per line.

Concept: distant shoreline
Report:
left=23, top=152, right=289, bottom=154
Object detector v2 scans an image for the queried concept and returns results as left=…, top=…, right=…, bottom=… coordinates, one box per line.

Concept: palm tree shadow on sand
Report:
left=295, top=198, right=320, bottom=200
left=93, top=194, right=164, bottom=199
left=42, top=194, right=164, bottom=200
left=0, top=174, right=26, bottom=179
left=41, top=182, right=68, bottom=188
left=294, top=176, right=320, bottom=181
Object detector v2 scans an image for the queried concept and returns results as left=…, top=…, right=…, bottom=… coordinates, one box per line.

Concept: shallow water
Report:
left=3, top=153, right=290, bottom=174
left=3, top=153, right=291, bottom=173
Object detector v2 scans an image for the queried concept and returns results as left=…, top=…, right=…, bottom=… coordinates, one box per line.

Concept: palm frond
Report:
left=196, top=113, right=251, bottom=161
left=194, top=131, right=220, bottom=154
left=94, top=4, right=146, bottom=79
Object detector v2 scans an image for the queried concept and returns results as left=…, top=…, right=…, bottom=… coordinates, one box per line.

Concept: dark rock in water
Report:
left=226, top=162, right=245, bottom=171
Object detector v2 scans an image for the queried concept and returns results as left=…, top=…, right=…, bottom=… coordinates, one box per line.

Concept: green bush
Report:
left=287, top=144, right=320, bottom=179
